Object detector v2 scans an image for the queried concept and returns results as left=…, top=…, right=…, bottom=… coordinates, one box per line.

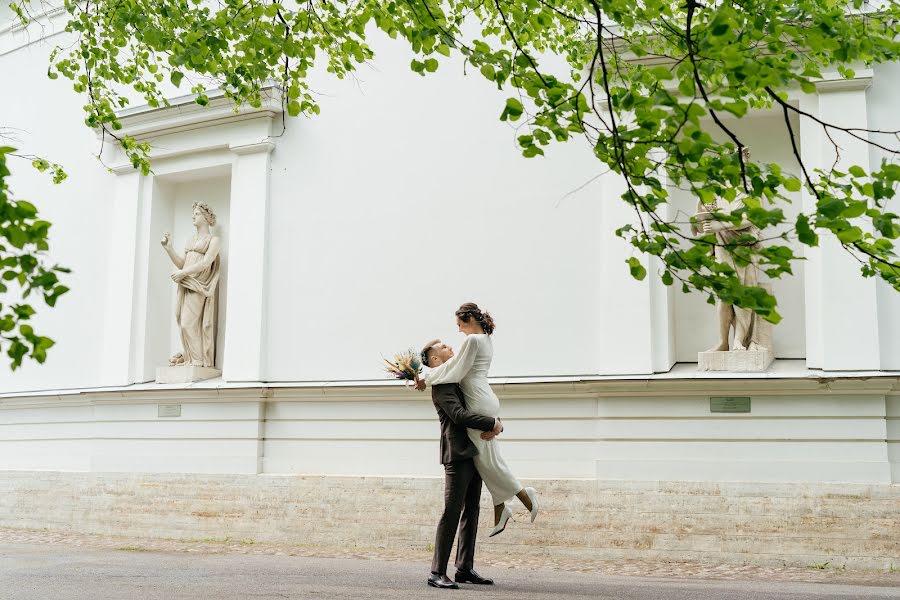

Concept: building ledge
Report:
left=2, top=360, right=899, bottom=402
left=112, top=87, right=283, bottom=141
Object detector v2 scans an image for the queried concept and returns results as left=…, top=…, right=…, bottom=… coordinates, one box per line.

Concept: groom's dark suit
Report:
left=430, top=383, right=496, bottom=577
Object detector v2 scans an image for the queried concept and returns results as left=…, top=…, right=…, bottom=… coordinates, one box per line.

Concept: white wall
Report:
left=263, top=31, right=605, bottom=381
left=0, top=5, right=13, bottom=25
left=0, top=36, right=116, bottom=393
left=1, top=380, right=897, bottom=484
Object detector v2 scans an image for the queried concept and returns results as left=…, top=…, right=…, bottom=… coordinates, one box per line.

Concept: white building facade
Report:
left=1, top=6, right=898, bottom=568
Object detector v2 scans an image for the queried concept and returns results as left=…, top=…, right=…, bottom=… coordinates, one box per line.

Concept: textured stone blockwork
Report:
left=0, top=472, right=898, bottom=569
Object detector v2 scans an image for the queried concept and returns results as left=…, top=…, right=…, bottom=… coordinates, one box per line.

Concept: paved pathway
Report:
left=1, top=527, right=899, bottom=599
left=3, top=542, right=900, bottom=600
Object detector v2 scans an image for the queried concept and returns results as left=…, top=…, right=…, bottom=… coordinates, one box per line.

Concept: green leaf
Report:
left=843, top=201, right=867, bottom=219
left=818, top=197, right=845, bottom=219
left=649, top=66, right=673, bottom=81
left=796, top=214, right=818, bottom=246
left=721, top=101, right=747, bottom=118
left=16, top=200, right=38, bottom=217
left=837, top=226, right=863, bottom=243
left=626, top=257, right=647, bottom=281
left=783, top=177, right=801, bottom=192
left=501, top=97, right=524, bottom=122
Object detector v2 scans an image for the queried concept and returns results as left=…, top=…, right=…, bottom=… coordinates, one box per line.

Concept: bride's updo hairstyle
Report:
left=455, top=302, right=495, bottom=335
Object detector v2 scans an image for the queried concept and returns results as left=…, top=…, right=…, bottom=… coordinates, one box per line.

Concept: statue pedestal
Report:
left=156, top=365, right=221, bottom=384
left=698, top=349, right=774, bottom=372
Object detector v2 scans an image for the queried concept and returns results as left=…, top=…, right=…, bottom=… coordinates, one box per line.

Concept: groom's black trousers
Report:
left=431, top=457, right=482, bottom=575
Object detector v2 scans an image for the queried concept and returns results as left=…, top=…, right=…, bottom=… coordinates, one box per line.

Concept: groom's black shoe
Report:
left=455, top=569, right=494, bottom=585
left=428, top=573, right=459, bottom=589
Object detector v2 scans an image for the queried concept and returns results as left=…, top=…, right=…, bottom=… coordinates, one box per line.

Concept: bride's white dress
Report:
left=425, top=333, right=522, bottom=505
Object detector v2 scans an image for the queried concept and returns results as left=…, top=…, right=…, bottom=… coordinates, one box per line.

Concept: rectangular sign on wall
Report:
left=709, top=397, right=751, bottom=413
left=158, top=404, right=182, bottom=418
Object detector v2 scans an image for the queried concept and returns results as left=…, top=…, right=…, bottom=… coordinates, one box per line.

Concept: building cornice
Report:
left=0, top=5, right=67, bottom=56
left=814, top=70, right=874, bottom=93
left=111, top=88, right=284, bottom=141
left=2, top=365, right=899, bottom=408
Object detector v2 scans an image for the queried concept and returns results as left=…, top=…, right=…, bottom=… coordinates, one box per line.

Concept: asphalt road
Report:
left=1, top=542, right=898, bottom=600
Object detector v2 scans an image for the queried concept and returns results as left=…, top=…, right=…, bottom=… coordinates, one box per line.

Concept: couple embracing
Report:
left=416, top=303, right=539, bottom=589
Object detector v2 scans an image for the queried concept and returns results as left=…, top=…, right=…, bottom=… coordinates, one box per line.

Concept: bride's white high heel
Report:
left=488, top=505, right=513, bottom=537
left=524, top=487, right=539, bottom=523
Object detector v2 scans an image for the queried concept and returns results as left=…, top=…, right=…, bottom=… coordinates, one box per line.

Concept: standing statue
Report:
left=160, top=202, right=222, bottom=369
left=692, top=148, right=774, bottom=370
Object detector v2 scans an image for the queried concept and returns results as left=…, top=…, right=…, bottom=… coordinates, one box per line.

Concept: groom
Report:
left=421, top=339, right=503, bottom=589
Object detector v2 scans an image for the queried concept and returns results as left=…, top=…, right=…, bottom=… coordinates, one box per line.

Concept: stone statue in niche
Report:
left=155, top=201, right=222, bottom=383
left=691, top=148, right=775, bottom=372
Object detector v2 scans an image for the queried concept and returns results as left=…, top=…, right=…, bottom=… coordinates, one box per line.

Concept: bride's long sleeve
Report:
left=424, top=335, right=478, bottom=386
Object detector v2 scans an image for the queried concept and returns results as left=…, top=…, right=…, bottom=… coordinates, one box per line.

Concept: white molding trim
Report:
left=108, top=145, right=235, bottom=174
left=7, top=6, right=66, bottom=33
left=104, top=91, right=282, bottom=173
left=2, top=371, right=899, bottom=407
left=815, top=69, right=874, bottom=93
left=0, top=4, right=68, bottom=56
left=113, top=89, right=284, bottom=141
left=229, top=141, right=276, bottom=156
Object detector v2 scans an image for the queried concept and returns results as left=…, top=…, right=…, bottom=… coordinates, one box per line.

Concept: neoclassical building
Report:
left=1, top=5, right=898, bottom=568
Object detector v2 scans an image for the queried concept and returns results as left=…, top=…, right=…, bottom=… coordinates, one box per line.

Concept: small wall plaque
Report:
left=710, top=396, right=751, bottom=413
left=158, top=404, right=182, bottom=418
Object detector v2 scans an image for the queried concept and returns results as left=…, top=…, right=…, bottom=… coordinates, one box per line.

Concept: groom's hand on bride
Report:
left=481, top=418, right=503, bottom=440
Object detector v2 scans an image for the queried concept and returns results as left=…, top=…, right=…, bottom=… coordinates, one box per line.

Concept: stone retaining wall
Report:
left=2, top=471, right=897, bottom=569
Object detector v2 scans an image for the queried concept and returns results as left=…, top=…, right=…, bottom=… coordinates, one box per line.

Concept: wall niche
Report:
left=144, top=165, right=232, bottom=381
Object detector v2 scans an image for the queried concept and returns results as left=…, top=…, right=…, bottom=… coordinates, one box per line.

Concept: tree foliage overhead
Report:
left=14, top=0, right=900, bottom=324
left=0, top=146, right=70, bottom=369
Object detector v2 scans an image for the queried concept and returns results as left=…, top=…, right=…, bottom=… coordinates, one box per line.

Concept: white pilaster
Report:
left=221, top=142, right=275, bottom=382
left=99, top=172, right=143, bottom=386
left=649, top=201, right=676, bottom=373
left=597, top=174, right=675, bottom=375
left=801, top=73, right=880, bottom=370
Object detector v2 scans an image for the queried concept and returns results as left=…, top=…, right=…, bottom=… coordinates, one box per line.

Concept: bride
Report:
left=417, top=303, right=539, bottom=536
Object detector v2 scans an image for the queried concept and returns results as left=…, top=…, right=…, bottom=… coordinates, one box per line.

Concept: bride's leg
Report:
left=515, top=489, right=533, bottom=512
left=493, top=503, right=505, bottom=525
